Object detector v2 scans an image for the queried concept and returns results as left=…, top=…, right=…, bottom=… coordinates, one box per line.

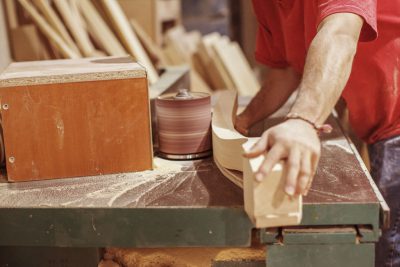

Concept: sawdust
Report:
left=323, top=138, right=354, bottom=154
left=0, top=157, right=186, bottom=208
left=98, top=260, right=121, bottom=267
left=105, top=247, right=265, bottom=267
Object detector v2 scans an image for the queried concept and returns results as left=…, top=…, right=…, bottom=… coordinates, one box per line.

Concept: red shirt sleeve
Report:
left=255, top=24, right=289, bottom=68
left=317, top=0, right=378, bottom=42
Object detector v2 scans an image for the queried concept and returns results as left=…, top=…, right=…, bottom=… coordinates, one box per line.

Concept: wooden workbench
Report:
left=0, top=114, right=387, bottom=267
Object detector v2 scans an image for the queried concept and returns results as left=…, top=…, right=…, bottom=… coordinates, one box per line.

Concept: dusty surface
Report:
left=104, top=246, right=265, bottom=267
left=0, top=158, right=243, bottom=208
left=0, top=116, right=378, bottom=208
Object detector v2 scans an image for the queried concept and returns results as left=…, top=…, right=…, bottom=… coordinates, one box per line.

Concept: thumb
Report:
left=243, top=133, right=269, bottom=158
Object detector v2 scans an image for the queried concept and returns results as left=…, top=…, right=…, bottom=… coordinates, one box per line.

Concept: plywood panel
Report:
left=0, top=78, right=152, bottom=181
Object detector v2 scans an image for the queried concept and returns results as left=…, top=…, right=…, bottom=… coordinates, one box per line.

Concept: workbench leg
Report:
left=266, top=243, right=374, bottom=267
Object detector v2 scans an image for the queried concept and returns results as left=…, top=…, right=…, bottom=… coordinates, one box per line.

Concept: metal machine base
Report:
left=158, top=150, right=212, bottom=160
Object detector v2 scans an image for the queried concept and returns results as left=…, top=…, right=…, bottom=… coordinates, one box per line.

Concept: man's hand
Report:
left=235, top=113, right=250, bottom=136
left=244, top=119, right=321, bottom=196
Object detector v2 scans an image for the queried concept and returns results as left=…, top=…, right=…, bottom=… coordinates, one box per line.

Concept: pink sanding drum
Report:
left=156, top=89, right=212, bottom=159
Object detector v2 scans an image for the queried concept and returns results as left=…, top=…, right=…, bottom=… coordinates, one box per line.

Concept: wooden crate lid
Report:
left=0, top=56, right=147, bottom=87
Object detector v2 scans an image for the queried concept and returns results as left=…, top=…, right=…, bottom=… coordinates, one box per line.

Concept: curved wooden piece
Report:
left=212, top=90, right=256, bottom=173
left=212, top=90, right=302, bottom=228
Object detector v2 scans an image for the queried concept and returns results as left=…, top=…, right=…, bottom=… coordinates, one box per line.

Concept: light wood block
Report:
left=243, top=140, right=302, bottom=228
left=0, top=56, right=153, bottom=182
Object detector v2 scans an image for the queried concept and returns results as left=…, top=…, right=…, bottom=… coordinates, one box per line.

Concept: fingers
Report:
left=255, top=144, right=285, bottom=182
left=304, top=151, right=320, bottom=195
left=297, top=151, right=312, bottom=196
left=244, top=132, right=269, bottom=158
left=284, top=149, right=301, bottom=196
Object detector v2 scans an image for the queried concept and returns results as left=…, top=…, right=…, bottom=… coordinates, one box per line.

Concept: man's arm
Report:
left=235, top=67, right=300, bottom=135
left=245, top=13, right=363, bottom=196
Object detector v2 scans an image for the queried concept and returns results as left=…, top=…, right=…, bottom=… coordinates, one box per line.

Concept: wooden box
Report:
left=0, top=56, right=153, bottom=182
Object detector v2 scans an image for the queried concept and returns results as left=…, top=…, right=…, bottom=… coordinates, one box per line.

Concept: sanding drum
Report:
left=156, top=89, right=212, bottom=159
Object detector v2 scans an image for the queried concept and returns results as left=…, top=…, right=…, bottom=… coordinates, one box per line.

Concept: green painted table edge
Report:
left=0, top=201, right=380, bottom=247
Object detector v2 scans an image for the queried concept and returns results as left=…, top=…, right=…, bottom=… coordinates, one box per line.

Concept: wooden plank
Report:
left=230, top=42, right=260, bottom=95
left=77, top=0, right=127, bottom=57
left=162, top=43, right=187, bottom=65
left=17, top=0, right=80, bottom=59
left=100, top=0, right=159, bottom=84
left=53, top=0, right=96, bottom=57
left=0, top=57, right=152, bottom=182
left=212, top=39, right=259, bottom=96
left=118, top=0, right=181, bottom=46
left=164, top=25, right=191, bottom=61
left=130, top=19, right=167, bottom=67
left=32, top=0, right=81, bottom=56
left=4, top=0, right=18, bottom=29
left=0, top=0, right=12, bottom=71
left=118, top=0, right=156, bottom=43
left=10, top=24, right=50, bottom=61
left=198, top=33, right=235, bottom=90
left=191, top=51, right=213, bottom=89
left=191, top=69, right=213, bottom=94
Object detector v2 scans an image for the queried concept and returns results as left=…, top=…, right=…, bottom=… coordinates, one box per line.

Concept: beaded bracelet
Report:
left=285, top=113, right=333, bottom=134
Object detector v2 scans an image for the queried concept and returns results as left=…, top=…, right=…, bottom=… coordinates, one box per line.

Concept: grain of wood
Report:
left=0, top=57, right=152, bottom=182
left=100, top=0, right=159, bottom=84
left=4, top=0, right=18, bottom=29
left=130, top=19, right=167, bottom=67
left=211, top=38, right=250, bottom=95
left=198, top=33, right=235, bottom=90
left=17, top=0, right=80, bottom=59
left=230, top=42, right=260, bottom=95
left=77, top=0, right=126, bottom=56
left=33, top=0, right=81, bottom=56
left=53, top=0, right=96, bottom=57
left=10, top=24, right=50, bottom=61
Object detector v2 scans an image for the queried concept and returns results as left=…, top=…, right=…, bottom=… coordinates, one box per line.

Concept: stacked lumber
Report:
left=163, top=27, right=260, bottom=96
left=5, top=0, right=159, bottom=83
left=3, top=0, right=259, bottom=95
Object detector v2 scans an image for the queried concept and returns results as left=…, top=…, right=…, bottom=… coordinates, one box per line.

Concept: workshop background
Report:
left=0, top=0, right=377, bottom=266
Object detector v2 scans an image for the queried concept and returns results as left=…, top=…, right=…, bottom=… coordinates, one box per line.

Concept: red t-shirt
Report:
left=252, top=0, right=400, bottom=144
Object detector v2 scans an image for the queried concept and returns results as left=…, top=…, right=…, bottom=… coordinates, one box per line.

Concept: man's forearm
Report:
left=290, top=13, right=363, bottom=124
left=237, top=67, right=300, bottom=129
